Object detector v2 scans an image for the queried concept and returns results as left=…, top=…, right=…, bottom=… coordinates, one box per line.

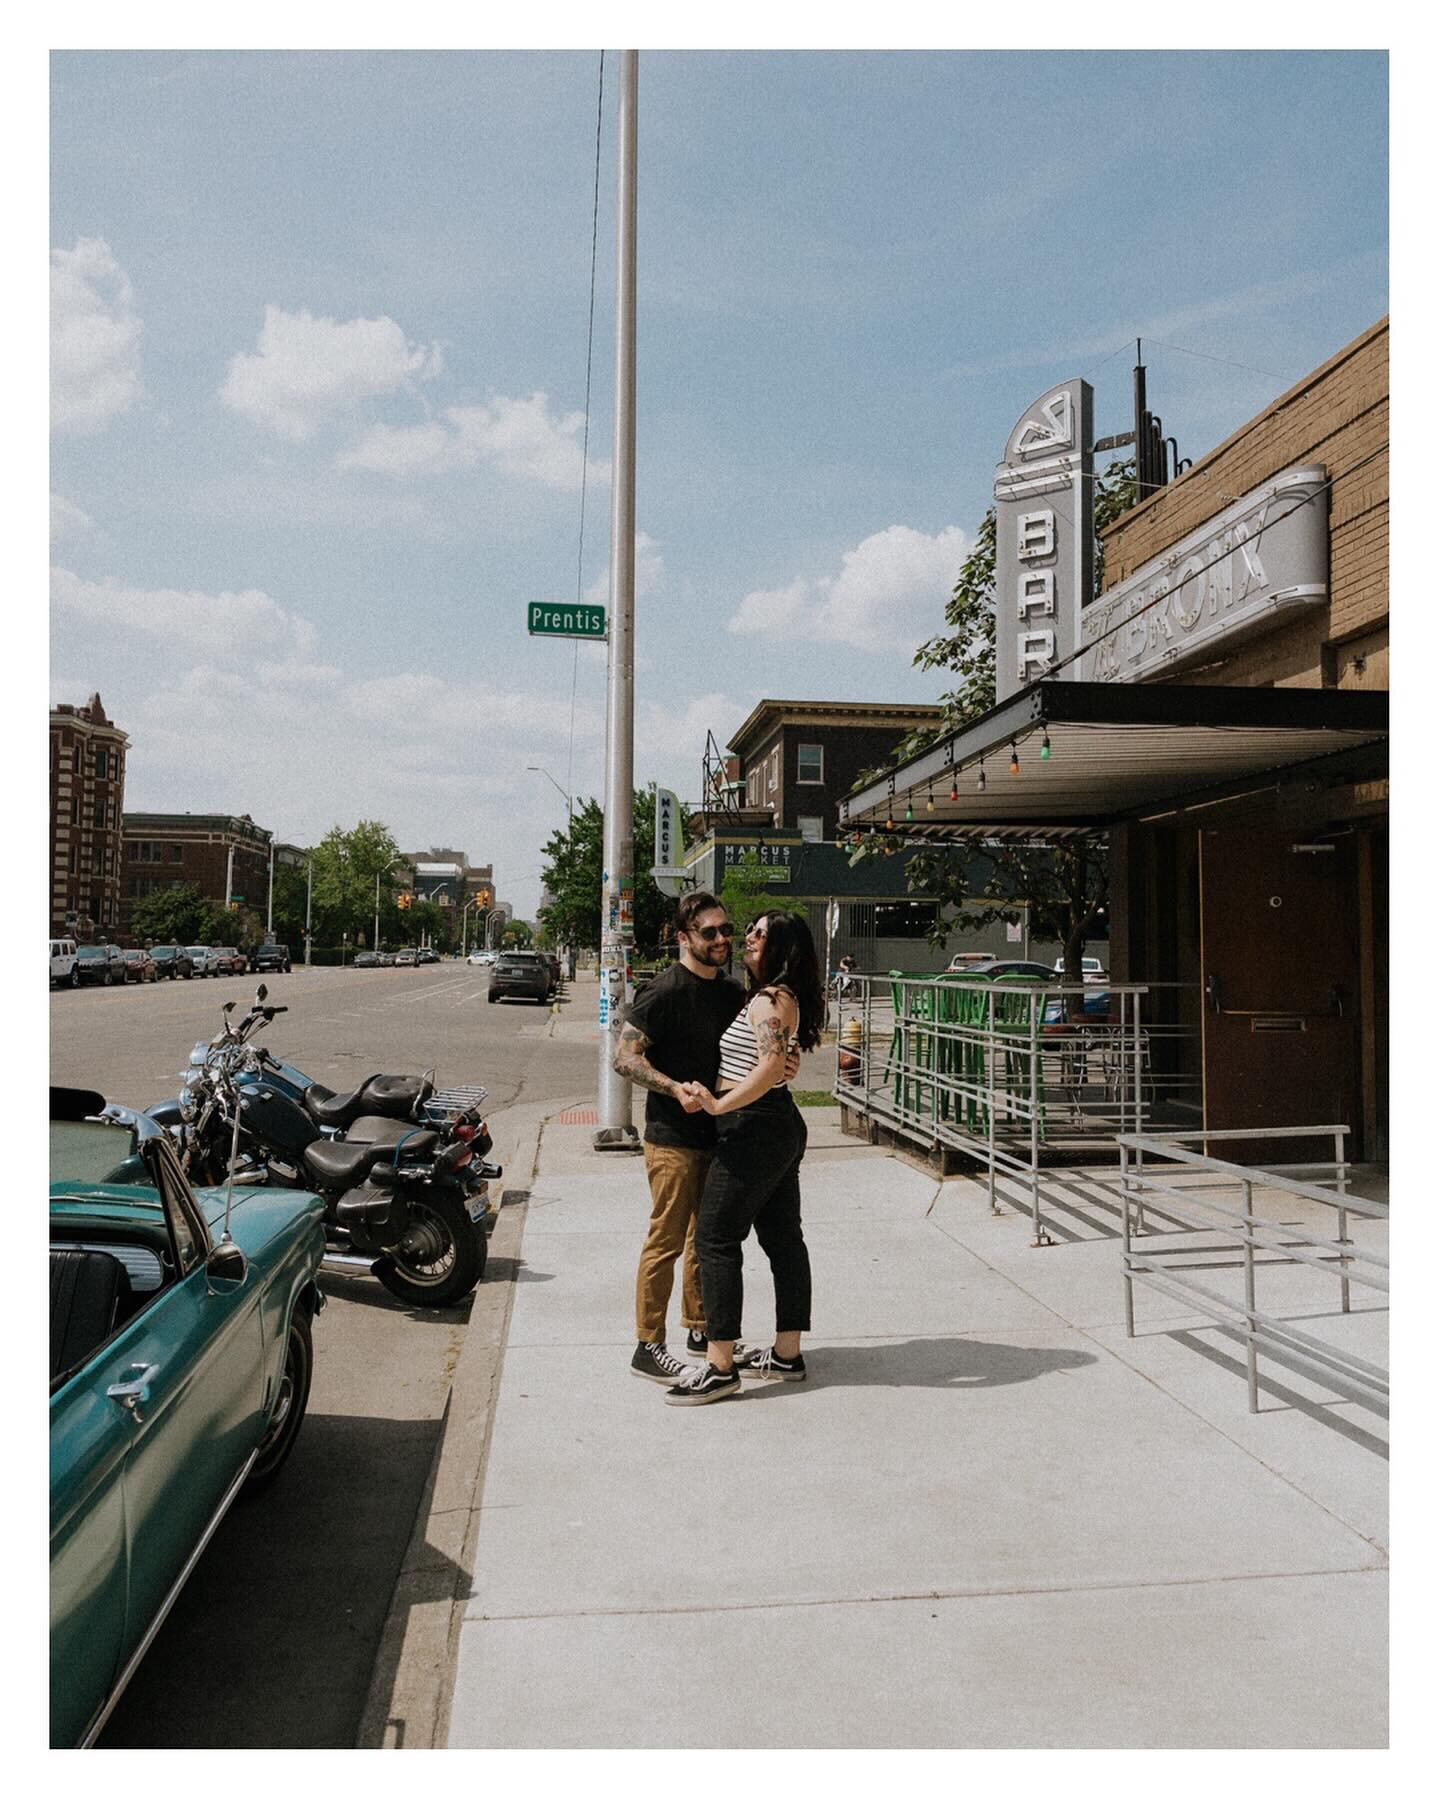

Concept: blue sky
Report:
left=49, top=47, right=1388, bottom=918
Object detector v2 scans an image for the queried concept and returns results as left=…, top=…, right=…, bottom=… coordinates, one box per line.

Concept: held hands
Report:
left=678, top=1081, right=720, bottom=1114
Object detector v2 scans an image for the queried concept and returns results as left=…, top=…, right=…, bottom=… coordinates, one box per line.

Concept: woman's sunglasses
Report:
left=692, top=921, right=735, bottom=942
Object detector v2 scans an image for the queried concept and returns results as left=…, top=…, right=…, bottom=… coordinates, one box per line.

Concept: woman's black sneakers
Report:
left=663, top=1363, right=743, bottom=1405
left=631, top=1341, right=689, bottom=1383
left=685, top=1329, right=708, bottom=1355
left=736, top=1346, right=807, bottom=1381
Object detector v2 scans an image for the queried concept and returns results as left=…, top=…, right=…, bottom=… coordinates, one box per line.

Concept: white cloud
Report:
left=340, top=391, right=609, bottom=491
left=51, top=566, right=319, bottom=665
left=51, top=494, right=95, bottom=541
left=728, top=524, right=968, bottom=652
left=220, top=305, right=443, bottom=440
left=51, top=238, right=143, bottom=435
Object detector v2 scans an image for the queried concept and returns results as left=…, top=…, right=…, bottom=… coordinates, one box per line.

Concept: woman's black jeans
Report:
left=695, top=1089, right=810, bottom=1343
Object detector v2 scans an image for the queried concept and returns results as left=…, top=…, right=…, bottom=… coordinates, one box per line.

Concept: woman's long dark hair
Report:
left=748, top=909, right=824, bottom=1051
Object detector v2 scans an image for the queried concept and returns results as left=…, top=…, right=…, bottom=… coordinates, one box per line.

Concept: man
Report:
left=614, top=892, right=797, bottom=1382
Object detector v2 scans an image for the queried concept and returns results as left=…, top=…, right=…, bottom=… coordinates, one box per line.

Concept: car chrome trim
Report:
left=77, top=1446, right=260, bottom=1748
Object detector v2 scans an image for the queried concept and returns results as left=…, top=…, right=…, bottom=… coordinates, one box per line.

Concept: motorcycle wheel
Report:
left=245, top=1307, right=314, bottom=1489
left=375, top=1189, right=485, bottom=1308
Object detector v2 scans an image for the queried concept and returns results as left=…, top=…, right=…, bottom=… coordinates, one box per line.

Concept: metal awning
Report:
left=839, top=681, right=1388, bottom=838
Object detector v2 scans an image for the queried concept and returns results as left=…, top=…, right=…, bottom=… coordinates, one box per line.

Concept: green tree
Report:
left=504, top=919, right=535, bottom=948
left=130, top=883, right=229, bottom=947
left=537, top=788, right=689, bottom=954
left=309, top=820, right=404, bottom=948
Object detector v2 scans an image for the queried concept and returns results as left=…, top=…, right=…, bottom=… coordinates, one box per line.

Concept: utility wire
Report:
left=568, top=49, right=606, bottom=817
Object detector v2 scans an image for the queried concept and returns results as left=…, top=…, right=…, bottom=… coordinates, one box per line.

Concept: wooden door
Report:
left=1199, top=829, right=1359, bottom=1156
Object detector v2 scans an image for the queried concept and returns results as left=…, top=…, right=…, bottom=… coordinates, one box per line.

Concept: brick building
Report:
left=120, top=813, right=274, bottom=936
left=730, top=700, right=944, bottom=841
left=50, top=693, right=128, bottom=939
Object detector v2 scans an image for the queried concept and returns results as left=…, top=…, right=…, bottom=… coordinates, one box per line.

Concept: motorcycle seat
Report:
left=303, top=1129, right=440, bottom=1191
left=360, top=1074, right=434, bottom=1116
left=302, top=1081, right=378, bottom=1129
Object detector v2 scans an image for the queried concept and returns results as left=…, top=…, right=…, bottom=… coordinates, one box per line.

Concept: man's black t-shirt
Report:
left=624, top=962, right=746, bottom=1150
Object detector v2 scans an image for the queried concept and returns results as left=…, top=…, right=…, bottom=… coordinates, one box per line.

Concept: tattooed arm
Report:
left=705, top=991, right=797, bottom=1117
left=612, top=1023, right=703, bottom=1111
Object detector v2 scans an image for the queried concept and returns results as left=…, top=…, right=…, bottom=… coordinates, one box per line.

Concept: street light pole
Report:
left=267, top=844, right=274, bottom=935
left=527, top=765, right=573, bottom=831
left=305, top=859, right=313, bottom=966
left=596, top=47, right=640, bottom=1152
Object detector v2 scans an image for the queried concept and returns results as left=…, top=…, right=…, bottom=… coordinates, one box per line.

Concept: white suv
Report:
left=50, top=938, right=79, bottom=988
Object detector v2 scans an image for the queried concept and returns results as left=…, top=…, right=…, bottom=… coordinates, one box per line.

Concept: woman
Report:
left=663, top=909, right=825, bottom=1406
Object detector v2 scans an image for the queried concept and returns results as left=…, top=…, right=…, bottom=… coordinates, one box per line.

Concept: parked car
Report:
left=121, top=948, right=158, bottom=984
left=543, top=952, right=562, bottom=993
left=210, top=946, right=248, bottom=976
left=466, top=948, right=492, bottom=967
left=488, top=950, right=551, bottom=1004
left=377, top=951, right=396, bottom=967
left=250, top=942, right=292, bottom=974
left=149, top=945, right=194, bottom=981
left=353, top=950, right=381, bottom=968
left=1052, top=955, right=1108, bottom=982
left=984, top=961, right=1059, bottom=980
left=185, top=945, right=220, bottom=978
left=49, top=1088, right=325, bottom=1747
left=395, top=947, right=418, bottom=966
left=72, top=945, right=128, bottom=987
left=51, top=938, right=80, bottom=988
left=417, top=947, right=440, bottom=964
left=946, top=952, right=997, bottom=974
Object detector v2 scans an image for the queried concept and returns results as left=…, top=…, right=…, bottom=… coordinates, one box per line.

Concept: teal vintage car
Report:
left=49, top=1088, right=325, bottom=1748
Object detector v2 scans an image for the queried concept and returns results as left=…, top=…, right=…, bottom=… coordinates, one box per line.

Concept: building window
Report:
left=797, top=815, right=824, bottom=843
left=767, top=747, right=780, bottom=795
left=68, top=845, right=78, bottom=874
left=797, top=743, right=824, bottom=783
left=171, top=845, right=184, bottom=862
left=93, top=798, right=106, bottom=827
left=95, top=748, right=108, bottom=780
left=746, top=768, right=762, bottom=807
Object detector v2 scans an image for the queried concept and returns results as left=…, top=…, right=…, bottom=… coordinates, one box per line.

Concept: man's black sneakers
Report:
left=736, top=1346, right=807, bottom=1382
left=685, top=1329, right=708, bottom=1355
left=663, top=1363, right=743, bottom=1405
left=631, top=1341, right=689, bottom=1383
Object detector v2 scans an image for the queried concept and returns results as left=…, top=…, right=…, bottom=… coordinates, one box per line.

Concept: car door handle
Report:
left=107, top=1363, right=160, bottom=1423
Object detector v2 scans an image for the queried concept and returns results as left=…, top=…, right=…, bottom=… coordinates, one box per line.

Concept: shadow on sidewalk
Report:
left=806, top=1336, right=1095, bottom=1390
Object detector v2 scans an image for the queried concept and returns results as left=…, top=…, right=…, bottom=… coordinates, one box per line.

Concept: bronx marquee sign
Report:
left=994, top=379, right=1094, bottom=702
left=1077, top=465, right=1329, bottom=683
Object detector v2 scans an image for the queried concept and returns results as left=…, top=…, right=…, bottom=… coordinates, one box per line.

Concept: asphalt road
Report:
left=50, top=962, right=596, bottom=1749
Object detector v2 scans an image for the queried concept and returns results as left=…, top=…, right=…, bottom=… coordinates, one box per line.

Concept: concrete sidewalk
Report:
left=444, top=1110, right=1387, bottom=1749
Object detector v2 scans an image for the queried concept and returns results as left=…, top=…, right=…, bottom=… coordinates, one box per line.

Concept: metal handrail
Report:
left=1116, top=1128, right=1387, bottom=1414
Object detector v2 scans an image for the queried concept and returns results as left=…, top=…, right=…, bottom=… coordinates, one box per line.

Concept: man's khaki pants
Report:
left=636, top=1141, right=711, bottom=1342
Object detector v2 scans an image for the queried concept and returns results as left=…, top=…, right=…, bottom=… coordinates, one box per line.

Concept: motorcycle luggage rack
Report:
left=422, top=1083, right=490, bottom=1124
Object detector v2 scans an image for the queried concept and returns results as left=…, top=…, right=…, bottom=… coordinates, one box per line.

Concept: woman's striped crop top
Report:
left=716, top=993, right=795, bottom=1088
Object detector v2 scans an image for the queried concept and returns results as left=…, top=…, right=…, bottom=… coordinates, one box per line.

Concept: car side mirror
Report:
left=205, top=1239, right=248, bottom=1288
left=255, top=983, right=268, bottom=1003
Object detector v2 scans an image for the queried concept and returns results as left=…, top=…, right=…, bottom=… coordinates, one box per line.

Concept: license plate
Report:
left=465, top=1182, right=492, bottom=1221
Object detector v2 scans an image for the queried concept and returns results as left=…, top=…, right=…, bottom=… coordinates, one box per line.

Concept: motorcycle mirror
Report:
left=223, top=1001, right=236, bottom=1015
left=255, top=983, right=268, bottom=1003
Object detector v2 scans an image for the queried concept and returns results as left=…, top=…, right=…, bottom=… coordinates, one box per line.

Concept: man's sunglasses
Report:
left=691, top=921, right=735, bottom=941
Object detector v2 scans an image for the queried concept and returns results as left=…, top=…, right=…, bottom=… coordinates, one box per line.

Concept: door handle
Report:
left=107, top=1363, right=160, bottom=1424
left=1205, top=973, right=1222, bottom=1014
left=1330, top=984, right=1345, bottom=1017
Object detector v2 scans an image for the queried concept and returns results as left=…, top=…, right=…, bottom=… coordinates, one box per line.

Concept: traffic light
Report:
left=397, top=892, right=413, bottom=910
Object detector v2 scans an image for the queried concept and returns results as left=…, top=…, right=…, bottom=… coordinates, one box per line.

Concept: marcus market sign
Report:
left=1078, top=465, right=1328, bottom=683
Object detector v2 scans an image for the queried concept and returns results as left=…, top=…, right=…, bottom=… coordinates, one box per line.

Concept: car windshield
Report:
left=77, top=947, right=105, bottom=960
left=50, top=1118, right=152, bottom=1188
left=152, top=947, right=174, bottom=957
left=186, top=946, right=207, bottom=956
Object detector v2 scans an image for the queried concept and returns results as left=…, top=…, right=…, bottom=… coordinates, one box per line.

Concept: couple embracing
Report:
left=614, top=891, right=825, bottom=1405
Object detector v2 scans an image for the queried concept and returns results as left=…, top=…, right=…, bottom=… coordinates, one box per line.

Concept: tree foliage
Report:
left=308, top=820, right=404, bottom=948
left=129, top=883, right=230, bottom=947
left=537, top=789, right=691, bottom=953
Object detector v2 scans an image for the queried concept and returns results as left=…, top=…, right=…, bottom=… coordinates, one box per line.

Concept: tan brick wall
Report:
left=1098, top=318, right=1388, bottom=687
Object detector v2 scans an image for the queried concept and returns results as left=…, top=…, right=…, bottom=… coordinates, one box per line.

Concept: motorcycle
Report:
left=151, top=988, right=500, bottom=1308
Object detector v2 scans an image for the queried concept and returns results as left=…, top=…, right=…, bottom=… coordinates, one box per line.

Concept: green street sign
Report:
left=528, top=603, right=607, bottom=640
